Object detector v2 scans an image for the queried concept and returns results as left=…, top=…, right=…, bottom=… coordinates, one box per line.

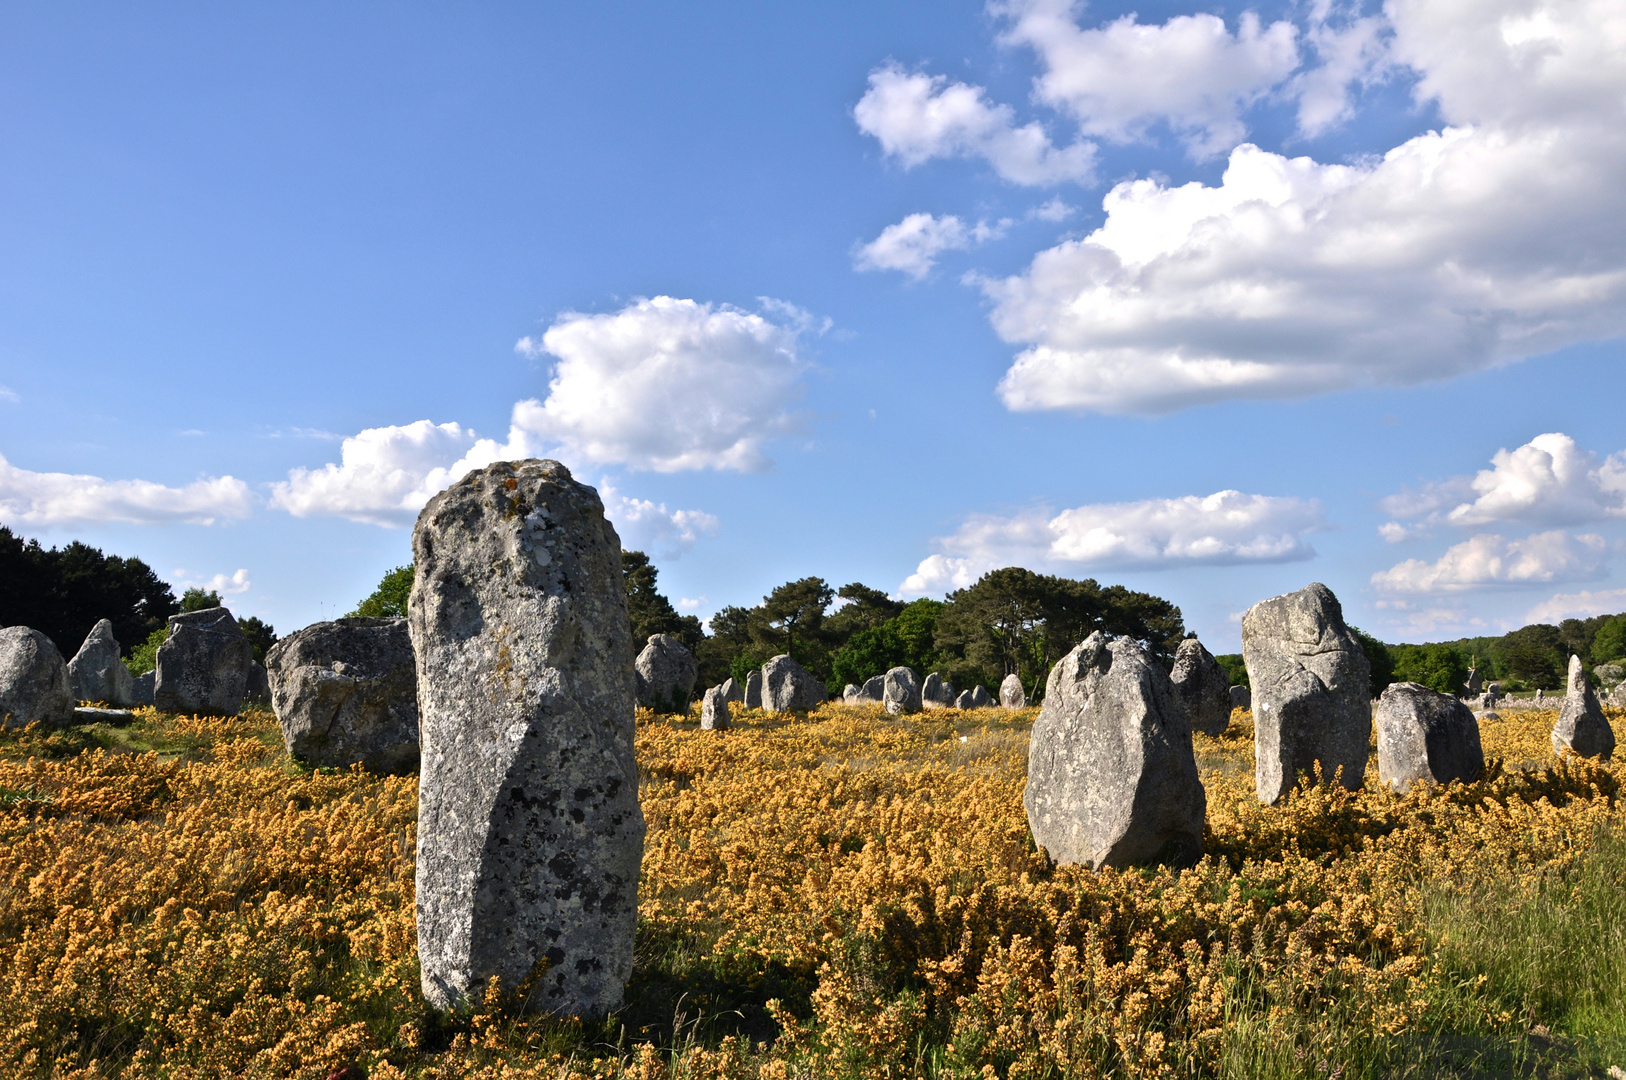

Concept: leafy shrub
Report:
left=124, top=626, right=169, bottom=674
left=350, top=565, right=414, bottom=618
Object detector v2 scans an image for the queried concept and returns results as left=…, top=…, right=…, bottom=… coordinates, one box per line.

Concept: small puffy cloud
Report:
left=852, top=64, right=1096, bottom=186
left=175, top=568, right=252, bottom=596
left=1525, top=587, right=1626, bottom=623
left=997, top=0, right=1301, bottom=158
left=901, top=489, right=1325, bottom=594
left=982, top=0, right=1626, bottom=416
left=1029, top=198, right=1075, bottom=222
left=1382, top=433, right=1626, bottom=531
left=853, top=213, right=1008, bottom=279
left=1370, top=530, right=1610, bottom=593
left=1292, top=6, right=1393, bottom=136
left=270, top=417, right=717, bottom=556
left=512, top=296, right=812, bottom=473
left=0, top=452, right=252, bottom=527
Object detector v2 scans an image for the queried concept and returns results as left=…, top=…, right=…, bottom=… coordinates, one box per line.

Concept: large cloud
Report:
left=1371, top=530, right=1610, bottom=593
left=1524, top=586, right=1626, bottom=622
left=983, top=0, right=1626, bottom=415
left=512, top=296, right=812, bottom=473
left=997, top=0, right=1301, bottom=158
left=0, top=452, right=252, bottom=527
left=901, top=489, right=1325, bottom=594
left=1381, top=432, right=1626, bottom=533
left=269, top=417, right=717, bottom=556
left=852, top=65, right=1096, bottom=186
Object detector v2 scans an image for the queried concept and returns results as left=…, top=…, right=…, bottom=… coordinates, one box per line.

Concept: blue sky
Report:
left=2, top=0, right=1623, bottom=651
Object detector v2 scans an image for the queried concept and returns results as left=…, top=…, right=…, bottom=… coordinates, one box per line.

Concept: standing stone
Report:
left=743, top=670, right=763, bottom=709
left=842, top=683, right=860, bottom=703
left=635, top=634, right=698, bottom=714
left=1024, top=632, right=1205, bottom=870
left=1552, top=654, right=1615, bottom=760
left=1485, top=682, right=1501, bottom=708
left=1230, top=685, right=1251, bottom=711
left=1535, top=688, right=1544, bottom=701
left=266, top=617, right=420, bottom=775
left=761, top=654, right=825, bottom=712
left=1463, top=667, right=1482, bottom=697
left=701, top=686, right=731, bottom=731
left=969, top=684, right=994, bottom=709
left=1242, top=583, right=1372, bottom=804
left=1168, top=638, right=1232, bottom=736
left=131, top=670, right=155, bottom=707
left=859, top=675, right=884, bottom=702
left=0, top=627, right=75, bottom=728
left=153, top=608, right=255, bottom=717
left=410, top=459, right=644, bottom=1018
left=1000, top=673, right=1026, bottom=710
left=719, top=677, right=744, bottom=704
left=882, top=666, right=922, bottom=715
left=1375, top=682, right=1484, bottom=793
left=954, top=688, right=974, bottom=709
left=922, top=672, right=955, bottom=709
left=67, top=619, right=135, bottom=706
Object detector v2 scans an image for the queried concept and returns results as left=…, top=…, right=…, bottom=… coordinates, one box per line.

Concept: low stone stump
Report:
left=1375, top=682, right=1484, bottom=793
left=266, top=617, right=420, bottom=775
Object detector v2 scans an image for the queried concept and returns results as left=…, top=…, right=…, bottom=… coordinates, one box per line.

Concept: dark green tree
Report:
left=180, top=587, right=223, bottom=613
left=0, top=526, right=178, bottom=657
left=1214, top=654, right=1248, bottom=689
left=755, top=576, right=834, bottom=669
left=1501, top=623, right=1566, bottom=690
left=828, top=599, right=943, bottom=688
left=1592, top=616, right=1626, bottom=665
left=1350, top=627, right=1396, bottom=697
left=621, top=551, right=703, bottom=653
left=351, top=565, right=414, bottom=618
left=824, top=583, right=904, bottom=641
left=237, top=616, right=278, bottom=664
left=1391, top=642, right=1469, bottom=695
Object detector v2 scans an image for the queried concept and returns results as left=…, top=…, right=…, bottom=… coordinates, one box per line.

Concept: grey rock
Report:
left=245, top=661, right=271, bottom=705
left=761, top=654, right=825, bottom=713
left=1024, top=632, right=1205, bottom=870
left=970, top=684, right=994, bottom=708
left=153, top=607, right=255, bottom=716
left=842, top=683, right=860, bottom=704
left=922, top=672, right=955, bottom=709
left=1464, top=667, right=1482, bottom=696
left=67, top=619, right=135, bottom=706
left=266, top=617, right=421, bottom=775
left=859, top=675, right=884, bottom=703
left=1535, top=688, right=1545, bottom=701
left=410, top=459, right=644, bottom=1018
left=999, top=673, right=1026, bottom=709
left=719, top=677, right=744, bottom=704
left=635, top=634, right=698, bottom=714
left=131, top=671, right=155, bottom=706
left=1375, top=682, right=1484, bottom=793
left=744, top=670, right=763, bottom=709
left=74, top=706, right=136, bottom=724
left=954, top=689, right=974, bottom=709
left=0, top=627, right=75, bottom=728
left=882, top=666, right=922, bottom=715
left=701, top=686, right=731, bottom=731
left=1230, top=684, right=1251, bottom=710
left=1169, top=638, right=1231, bottom=736
left=1552, top=654, right=1615, bottom=760
left=1242, top=583, right=1372, bottom=804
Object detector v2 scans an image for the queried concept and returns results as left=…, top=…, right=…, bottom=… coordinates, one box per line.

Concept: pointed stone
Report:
left=859, top=675, right=884, bottom=702
left=1169, top=638, right=1231, bottom=736
left=922, top=672, right=955, bottom=709
left=1552, top=654, right=1615, bottom=760
left=67, top=619, right=135, bottom=707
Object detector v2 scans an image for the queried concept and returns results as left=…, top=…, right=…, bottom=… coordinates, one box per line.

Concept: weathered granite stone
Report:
left=635, top=634, right=697, bottom=714
left=882, top=666, right=922, bottom=715
left=922, top=672, right=955, bottom=709
left=1024, top=632, right=1206, bottom=870
left=701, top=686, right=731, bottom=731
left=843, top=683, right=860, bottom=703
left=266, top=617, right=421, bottom=775
left=410, top=459, right=644, bottom=1018
left=67, top=619, right=135, bottom=706
left=743, top=671, right=763, bottom=709
left=1000, top=673, right=1026, bottom=709
left=1169, top=638, right=1231, bottom=736
left=0, top=627, right=75, bottom=728
left=1552, top=654, right=1615, bottom=760
left=954, top=689, right=973, bottom=709
left=131, top=670, right=155, bottom=706
left=969, top=684, right=994, bottom=709
left=1375, top=682, right=1484, bottom=793
left=859, top=675, right=884, bottom=702
left=1230, top=684, right=1251, bottom=711
left=761, top=654, right=825, bottom=712
left=245, top=662, right=271, bottom=704
left=719, top=677, right=744, bottom=704
left=1242, top=583, right=1372, bottom=804
left=153, top=608, right=255, bottom=716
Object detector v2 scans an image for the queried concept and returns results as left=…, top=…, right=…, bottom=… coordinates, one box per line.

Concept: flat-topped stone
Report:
left=154, top=607, right=255, bottom=717
left=1376, top=682, right=1483, bottom=793
left=762, top=654, right=825, bottom=712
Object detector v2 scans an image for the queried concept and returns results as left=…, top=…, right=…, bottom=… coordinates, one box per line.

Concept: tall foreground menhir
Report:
left=410, top=459, right=645, bottom=1016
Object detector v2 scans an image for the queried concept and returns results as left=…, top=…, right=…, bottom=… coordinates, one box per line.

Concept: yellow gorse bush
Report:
left=0, top=700, right=1620, bottom=1079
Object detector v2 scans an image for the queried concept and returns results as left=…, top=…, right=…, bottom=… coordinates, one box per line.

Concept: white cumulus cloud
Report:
left=997, top=0, right=1301, bottom=158
left=512, top=296, right=812, bottom=473
left=853, top=213, right=1009, bottom=279
left=0, top=452, right=252, bottom=527
left=175, top=568, right=252, bottom=596
left=1382, top=433, right=1626, bottom=531
left=982, top=0, right=1626, bottom=415
left=1371, top=530, right=1610, bottom=593
left=852, top=64, right=1096, bottom=186
left=900, top=489, right=1325, bottom=594
left=598, top=481, right=719, bottom=560
left=1524, top=587, right=1626, bottom=622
